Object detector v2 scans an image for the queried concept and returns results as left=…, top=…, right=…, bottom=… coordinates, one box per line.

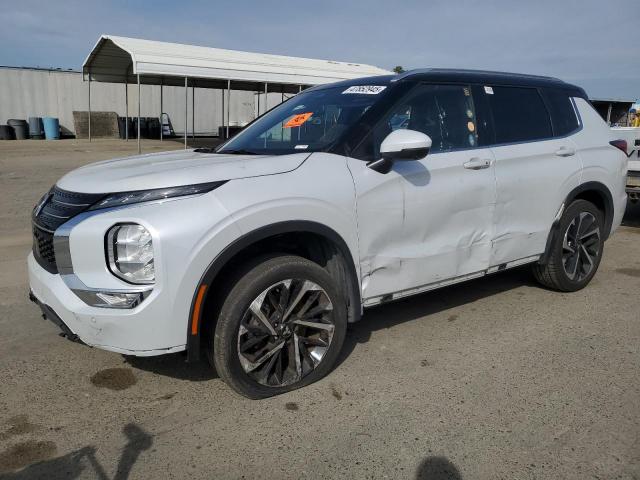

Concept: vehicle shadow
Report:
left=415, top=455, right=463, bottom=479
left=622, top=199, right=640, bottom=227
left=0, top=423, right=152, bottom=480
left=123, top=198, right=640, bottom=382
left=123, top=266, right=535, bottom=381
left=123, top=352, right=218, bottom=381
left=338, top=265, right=536, bottom=366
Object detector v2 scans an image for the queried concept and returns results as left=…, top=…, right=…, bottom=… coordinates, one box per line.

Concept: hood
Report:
left=56, top=149, right=310, bottom=193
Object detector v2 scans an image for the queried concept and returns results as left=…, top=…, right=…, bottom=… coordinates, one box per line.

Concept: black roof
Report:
left=310, top=68, right=587, bottom=98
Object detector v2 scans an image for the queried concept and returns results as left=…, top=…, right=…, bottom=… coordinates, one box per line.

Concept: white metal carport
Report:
left=82, top=35, right=391, bottom=152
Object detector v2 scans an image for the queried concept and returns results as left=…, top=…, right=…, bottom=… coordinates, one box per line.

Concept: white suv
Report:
left=28, top=69, right=628, bottom=398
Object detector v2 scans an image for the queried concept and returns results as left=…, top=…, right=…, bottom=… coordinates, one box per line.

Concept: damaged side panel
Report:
left=490, top=137, right=582, bottom=266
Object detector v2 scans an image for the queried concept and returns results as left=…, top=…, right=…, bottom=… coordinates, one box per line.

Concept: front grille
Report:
left=32, top=186, right=105, bottom=273
left=629, top=170, right=640, bottom=178
left=33, top=225, right=57, bottom=273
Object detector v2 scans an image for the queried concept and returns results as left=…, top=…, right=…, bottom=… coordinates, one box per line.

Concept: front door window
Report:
left=355, top=84, right=480, bottom=160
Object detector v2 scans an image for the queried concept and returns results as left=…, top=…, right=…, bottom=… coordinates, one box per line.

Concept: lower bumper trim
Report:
left=29, top=290, right=86, bottom=345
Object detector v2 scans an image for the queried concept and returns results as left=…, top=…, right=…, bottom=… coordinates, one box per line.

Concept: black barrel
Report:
left=123, top=117, right=135, bottom=139
left=117, top=117, right=127, bottom=139
left=146, top=117, right=160, bottom=139
left=132, top=118, right=145, bottom=138
left=29, top=117, right=44, bottom=139
left=0, top=125, right=14, bottom=140
left=8, top=119, right=29, bottom=140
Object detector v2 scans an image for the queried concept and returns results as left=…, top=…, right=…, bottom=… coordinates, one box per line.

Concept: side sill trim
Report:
left=363, top=254, right=541, bottom=308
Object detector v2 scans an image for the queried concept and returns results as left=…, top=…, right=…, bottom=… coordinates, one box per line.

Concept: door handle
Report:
left=555, top=146, right=575, bottom=157
left=463, top=157, right=491, bottom=170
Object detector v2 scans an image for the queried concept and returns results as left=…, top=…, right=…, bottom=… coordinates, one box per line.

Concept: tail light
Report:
left=609, top=139, right=627, bottom=154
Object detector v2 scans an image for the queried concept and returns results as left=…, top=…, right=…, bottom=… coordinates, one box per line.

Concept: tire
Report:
left=210, top=254, right=347, bottom=399
left=533, top=199, right=604, bottom=292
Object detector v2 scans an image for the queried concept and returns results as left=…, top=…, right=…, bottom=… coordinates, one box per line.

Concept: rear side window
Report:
left=487, top=86, right=552, bottom=143
left=543, top=89, right=580, bottom=136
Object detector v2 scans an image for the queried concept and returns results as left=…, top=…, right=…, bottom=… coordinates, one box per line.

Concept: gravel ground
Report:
left=0, top=139, right=639, bottom=480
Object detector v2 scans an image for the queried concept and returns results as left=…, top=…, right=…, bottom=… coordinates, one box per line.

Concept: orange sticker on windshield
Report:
left=284, top=112, right=313, bottom=128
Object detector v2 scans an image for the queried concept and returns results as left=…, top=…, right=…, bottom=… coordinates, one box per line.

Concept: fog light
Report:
left=95, top=292, right=146, bottom=309
left=106, top=224, right=155, bottom=284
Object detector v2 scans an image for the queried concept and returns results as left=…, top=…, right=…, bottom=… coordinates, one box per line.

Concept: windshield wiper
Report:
left=217, top=149, right=259, bottom=155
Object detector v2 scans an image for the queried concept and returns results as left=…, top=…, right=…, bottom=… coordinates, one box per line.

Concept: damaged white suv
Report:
left=29, top=69, right=627, bottom=398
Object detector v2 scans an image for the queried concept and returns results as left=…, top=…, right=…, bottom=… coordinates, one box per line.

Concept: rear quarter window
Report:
left=487, top=86, right=552, bottom=144
left=542, top=89, right=580, bottom=136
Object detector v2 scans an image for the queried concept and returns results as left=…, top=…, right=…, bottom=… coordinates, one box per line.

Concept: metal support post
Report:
left=160, top=79, right=163, bottom=141
left=226, top=80, right=230, bottom=139
left=88, top=75, right=91, bottom=142
left=137, top=74, right=141, bottom=154
left=184, top=77, right=188, bottom=149
left=125, top=80, right=129, bottom=141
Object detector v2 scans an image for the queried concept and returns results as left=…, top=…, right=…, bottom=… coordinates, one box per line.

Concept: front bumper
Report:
left=28, top=252, right=185, bottom=356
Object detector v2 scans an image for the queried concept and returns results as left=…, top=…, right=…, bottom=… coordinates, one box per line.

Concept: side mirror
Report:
left=369, top=129, right=432, bottom=173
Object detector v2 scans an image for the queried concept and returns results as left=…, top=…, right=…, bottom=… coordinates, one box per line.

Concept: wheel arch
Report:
left=539, top=181, right=614, bottom=264
left=186, top=221, right=362, bottom=362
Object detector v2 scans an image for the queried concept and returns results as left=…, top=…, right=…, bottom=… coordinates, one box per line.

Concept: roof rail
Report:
left=390, top=68, right=562, bottom=83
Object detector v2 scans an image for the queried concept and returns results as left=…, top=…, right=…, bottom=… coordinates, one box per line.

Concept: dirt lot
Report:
left=0, top=139, right=639, bottom=480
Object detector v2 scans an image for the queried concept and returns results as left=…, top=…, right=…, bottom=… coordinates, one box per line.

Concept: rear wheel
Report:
left=533, top=199, right=604, bottom=291
left=210, top=255, right=347, bottom=399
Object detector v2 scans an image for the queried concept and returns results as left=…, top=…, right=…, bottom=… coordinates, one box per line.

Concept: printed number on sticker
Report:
left=342, top=86, right=387, bottom=95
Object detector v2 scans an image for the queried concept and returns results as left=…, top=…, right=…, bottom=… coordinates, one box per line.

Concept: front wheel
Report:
left=210, top=255, right=347, bottom=399
left=533, top=199, right=604, bottom=292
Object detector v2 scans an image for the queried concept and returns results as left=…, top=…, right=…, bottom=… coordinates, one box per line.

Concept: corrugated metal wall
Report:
left=0, top=67, right=272, bottom=136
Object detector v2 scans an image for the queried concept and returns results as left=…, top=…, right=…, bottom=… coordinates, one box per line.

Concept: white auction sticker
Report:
left=342, top=85, right=387, bottom=95
left=294, top=145, right=309, bottom=150
left=484, top=86, right=494, bottom=95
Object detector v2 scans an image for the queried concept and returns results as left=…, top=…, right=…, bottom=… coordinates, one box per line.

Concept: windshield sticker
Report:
left=342, top=85, right=387, bottom=95
left=484, top=86, right=494, bottom=95
left=294, top=145, right=309, bottom=149
left=284, top=112, right=313, bottom=128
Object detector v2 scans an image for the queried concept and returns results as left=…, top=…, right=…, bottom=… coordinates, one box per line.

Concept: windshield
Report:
left=217, top=85, right=388, bottom=155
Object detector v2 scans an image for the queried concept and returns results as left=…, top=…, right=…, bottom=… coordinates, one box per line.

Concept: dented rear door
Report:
left=484, top=85, right=582, bottom=265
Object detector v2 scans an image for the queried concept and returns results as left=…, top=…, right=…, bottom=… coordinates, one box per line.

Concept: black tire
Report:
left=210, top=254, right=347, bottom=399
left=533, top=199, right=604, bottom=292
left=0, top=125, right=15, bottom=140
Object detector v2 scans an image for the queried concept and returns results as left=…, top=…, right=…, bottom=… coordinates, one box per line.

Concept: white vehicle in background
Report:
left=28, top=69, right=628, bottom=398
left=611, top=127, right=640, bottom=202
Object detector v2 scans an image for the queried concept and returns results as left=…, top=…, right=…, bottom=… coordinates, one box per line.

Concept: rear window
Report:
left=487, top=86, right=552, bottom=143
left=543, top=89, right=580, bottom=136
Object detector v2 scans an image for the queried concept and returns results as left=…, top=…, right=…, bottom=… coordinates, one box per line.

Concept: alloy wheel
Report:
left=562, top=211, right=601, bottom=282
left=237, top=278, right=335, bottom=387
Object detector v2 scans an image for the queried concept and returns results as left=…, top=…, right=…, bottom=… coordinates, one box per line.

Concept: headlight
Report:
left=106, top=224, right=155, bottom=284
left=89, top=181, right=226, bottom=211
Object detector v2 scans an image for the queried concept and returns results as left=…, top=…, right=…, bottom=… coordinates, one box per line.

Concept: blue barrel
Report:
left=29, top=117, right=44, bottom=139
left=42, top=117, right=60, bottom=140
